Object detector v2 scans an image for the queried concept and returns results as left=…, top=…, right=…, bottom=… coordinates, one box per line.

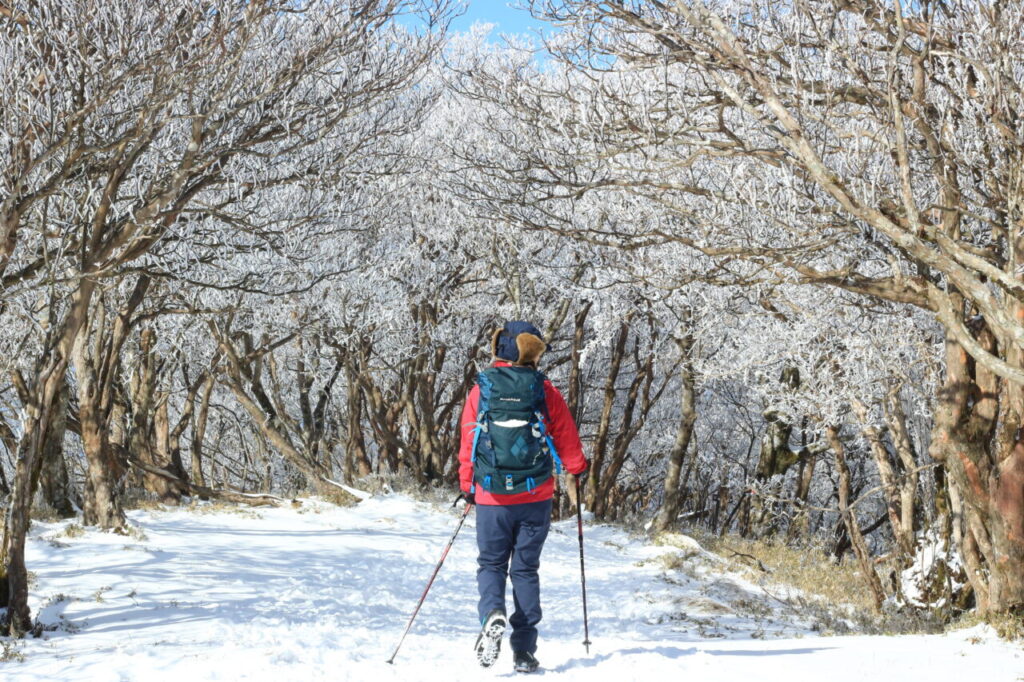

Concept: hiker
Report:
left=458, top=321, right=588, bottom=674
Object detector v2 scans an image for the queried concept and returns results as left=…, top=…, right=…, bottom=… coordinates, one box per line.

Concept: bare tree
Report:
left=482, top=0, right=1024, bottom=613
left=0, top=0, right=452, bottom=636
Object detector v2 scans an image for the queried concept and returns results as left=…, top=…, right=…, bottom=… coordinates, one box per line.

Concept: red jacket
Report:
left=459, top=362, right=587, bottom=505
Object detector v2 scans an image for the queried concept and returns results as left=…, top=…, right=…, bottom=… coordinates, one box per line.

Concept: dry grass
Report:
left=655, top=550, right=701, bottom=573
left=1, top=640, right=25, bottom=663
left=122, top=490, right=166, bottom=511
left=698, top=532, right=874, bottom=615
left=952, top=609, right=1024, bottom=642
left=988, top=611, right=1024, bottom=641
left=319, top=486, right=360, bottom=508
left=189, top=500, right=265, bottom=520
left=42, top=593, right=73, bottom=607
left=646, top=536, right=704, bottom=577
left=687, top=531, right=879, bottom=636
left=125, top=524, right=149, bottom=542
left=29, top=505, right=63, bottom=523
left=60, top=523, right=86, bottom=539
left=369, top=472, right=459, bottom=506
left=690, top=531, right=953, bottom=635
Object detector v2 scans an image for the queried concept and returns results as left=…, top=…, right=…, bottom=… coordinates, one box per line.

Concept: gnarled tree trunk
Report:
left=34, top=378, right=74, bottom=518
left=930, top=321, right=1024, bottom=613
left=827, top=426, right=886, bottom=613
left=3, top=279, right=96, bottom=635
left=653, top=332, right=697, bottom=533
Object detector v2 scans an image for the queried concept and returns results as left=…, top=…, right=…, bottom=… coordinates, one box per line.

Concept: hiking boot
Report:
left=513, top=650, right=540, bottom=673
left=474, top=609, right=507, bottom=668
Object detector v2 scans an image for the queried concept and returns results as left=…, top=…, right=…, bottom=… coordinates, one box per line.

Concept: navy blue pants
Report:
left=475, top=499, right=552, bottom=654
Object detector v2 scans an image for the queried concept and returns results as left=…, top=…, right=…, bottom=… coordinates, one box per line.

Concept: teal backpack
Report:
left=470, top=366, right=562, bottom=495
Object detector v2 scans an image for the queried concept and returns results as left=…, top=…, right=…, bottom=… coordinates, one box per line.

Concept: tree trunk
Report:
left=75, top=276, right=149, bottom=528
left=34, top=378, right=75, bottom=518
left=885, top=385, right=921, bottom=554
left=787, top=419, right=818, bottom=541
left=593, top=351, right=654, bottom=518
left=3, top=278, right=96, bottom=635
left=0, top=419, right=15, bottom=497
left=826, top=426, right=885, bottom=613
left=653, top=333, right=697, bottom=532
left=78, top=384, right=127, bottom=530
left=343, top=366, right=371, bottom=481
left=853, top=399, right=915, bottom=561
left=130, top=329, right=183, bottom=504
left=928, top=312, right=1024, bottom=613
left=1, top=413, right=48, bottom=635
left=585, top=319, right=630, bottom=513
left=566, top=302, right=591, bottom=426
left=191, top=373, right=216, bottom=489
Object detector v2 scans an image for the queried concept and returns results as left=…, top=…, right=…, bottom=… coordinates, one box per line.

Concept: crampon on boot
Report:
left=474, top=609, right=507, bottom=667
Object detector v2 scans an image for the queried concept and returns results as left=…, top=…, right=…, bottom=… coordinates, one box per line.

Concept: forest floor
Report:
left=0, top=493, right=1021, bottom=681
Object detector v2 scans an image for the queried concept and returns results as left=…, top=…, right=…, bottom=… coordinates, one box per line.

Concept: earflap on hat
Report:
left=514, top=333, right=547, bottom=367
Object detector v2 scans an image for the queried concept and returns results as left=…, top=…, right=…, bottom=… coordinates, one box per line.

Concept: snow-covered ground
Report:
left=2, top=494, right=1021, bottom=681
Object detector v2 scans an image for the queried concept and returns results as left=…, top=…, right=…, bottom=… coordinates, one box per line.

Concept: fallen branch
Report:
left=722, top=546, right=771, bottom=573
left=320, top=476, right=373, bottom=501
left=128, top=458, right=287, bottom=506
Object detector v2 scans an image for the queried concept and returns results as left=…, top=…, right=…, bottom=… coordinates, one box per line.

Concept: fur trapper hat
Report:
left=491, top=321, right=551, bottom=367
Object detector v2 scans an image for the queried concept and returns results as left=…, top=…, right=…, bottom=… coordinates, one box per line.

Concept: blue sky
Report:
left=449, top=1, right=541, bottom=37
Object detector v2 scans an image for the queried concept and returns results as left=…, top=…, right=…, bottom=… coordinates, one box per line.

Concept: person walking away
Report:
left=458, top=321, right=588, bottom=674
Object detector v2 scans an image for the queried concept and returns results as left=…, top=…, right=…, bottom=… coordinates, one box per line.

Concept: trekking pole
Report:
left=575, top=475, right=592, bottom=654
left=386, top=498, right=473, bottom=664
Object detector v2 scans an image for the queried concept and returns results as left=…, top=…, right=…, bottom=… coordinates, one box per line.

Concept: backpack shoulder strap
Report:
left=532, top=370, right=551, bottom=421
left=529, top=370, right=562, bottom=474
left=477, top=368, right=495, bottom=417
left=470, top=370, right=496, bottom=472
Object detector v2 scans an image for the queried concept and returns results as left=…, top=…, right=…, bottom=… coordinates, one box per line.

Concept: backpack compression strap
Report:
left=531, top=373, right=562, bottom=475
left=468, top=372, right=495, bottom=494
left=533, top=408, right=562, bottom=475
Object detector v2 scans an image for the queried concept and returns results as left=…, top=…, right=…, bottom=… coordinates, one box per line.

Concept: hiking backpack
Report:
left=470, top=366, right=562, bottom=495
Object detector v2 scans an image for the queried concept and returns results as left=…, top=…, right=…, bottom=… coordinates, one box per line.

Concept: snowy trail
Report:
left=2, top=495, right=1021, bottom=681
